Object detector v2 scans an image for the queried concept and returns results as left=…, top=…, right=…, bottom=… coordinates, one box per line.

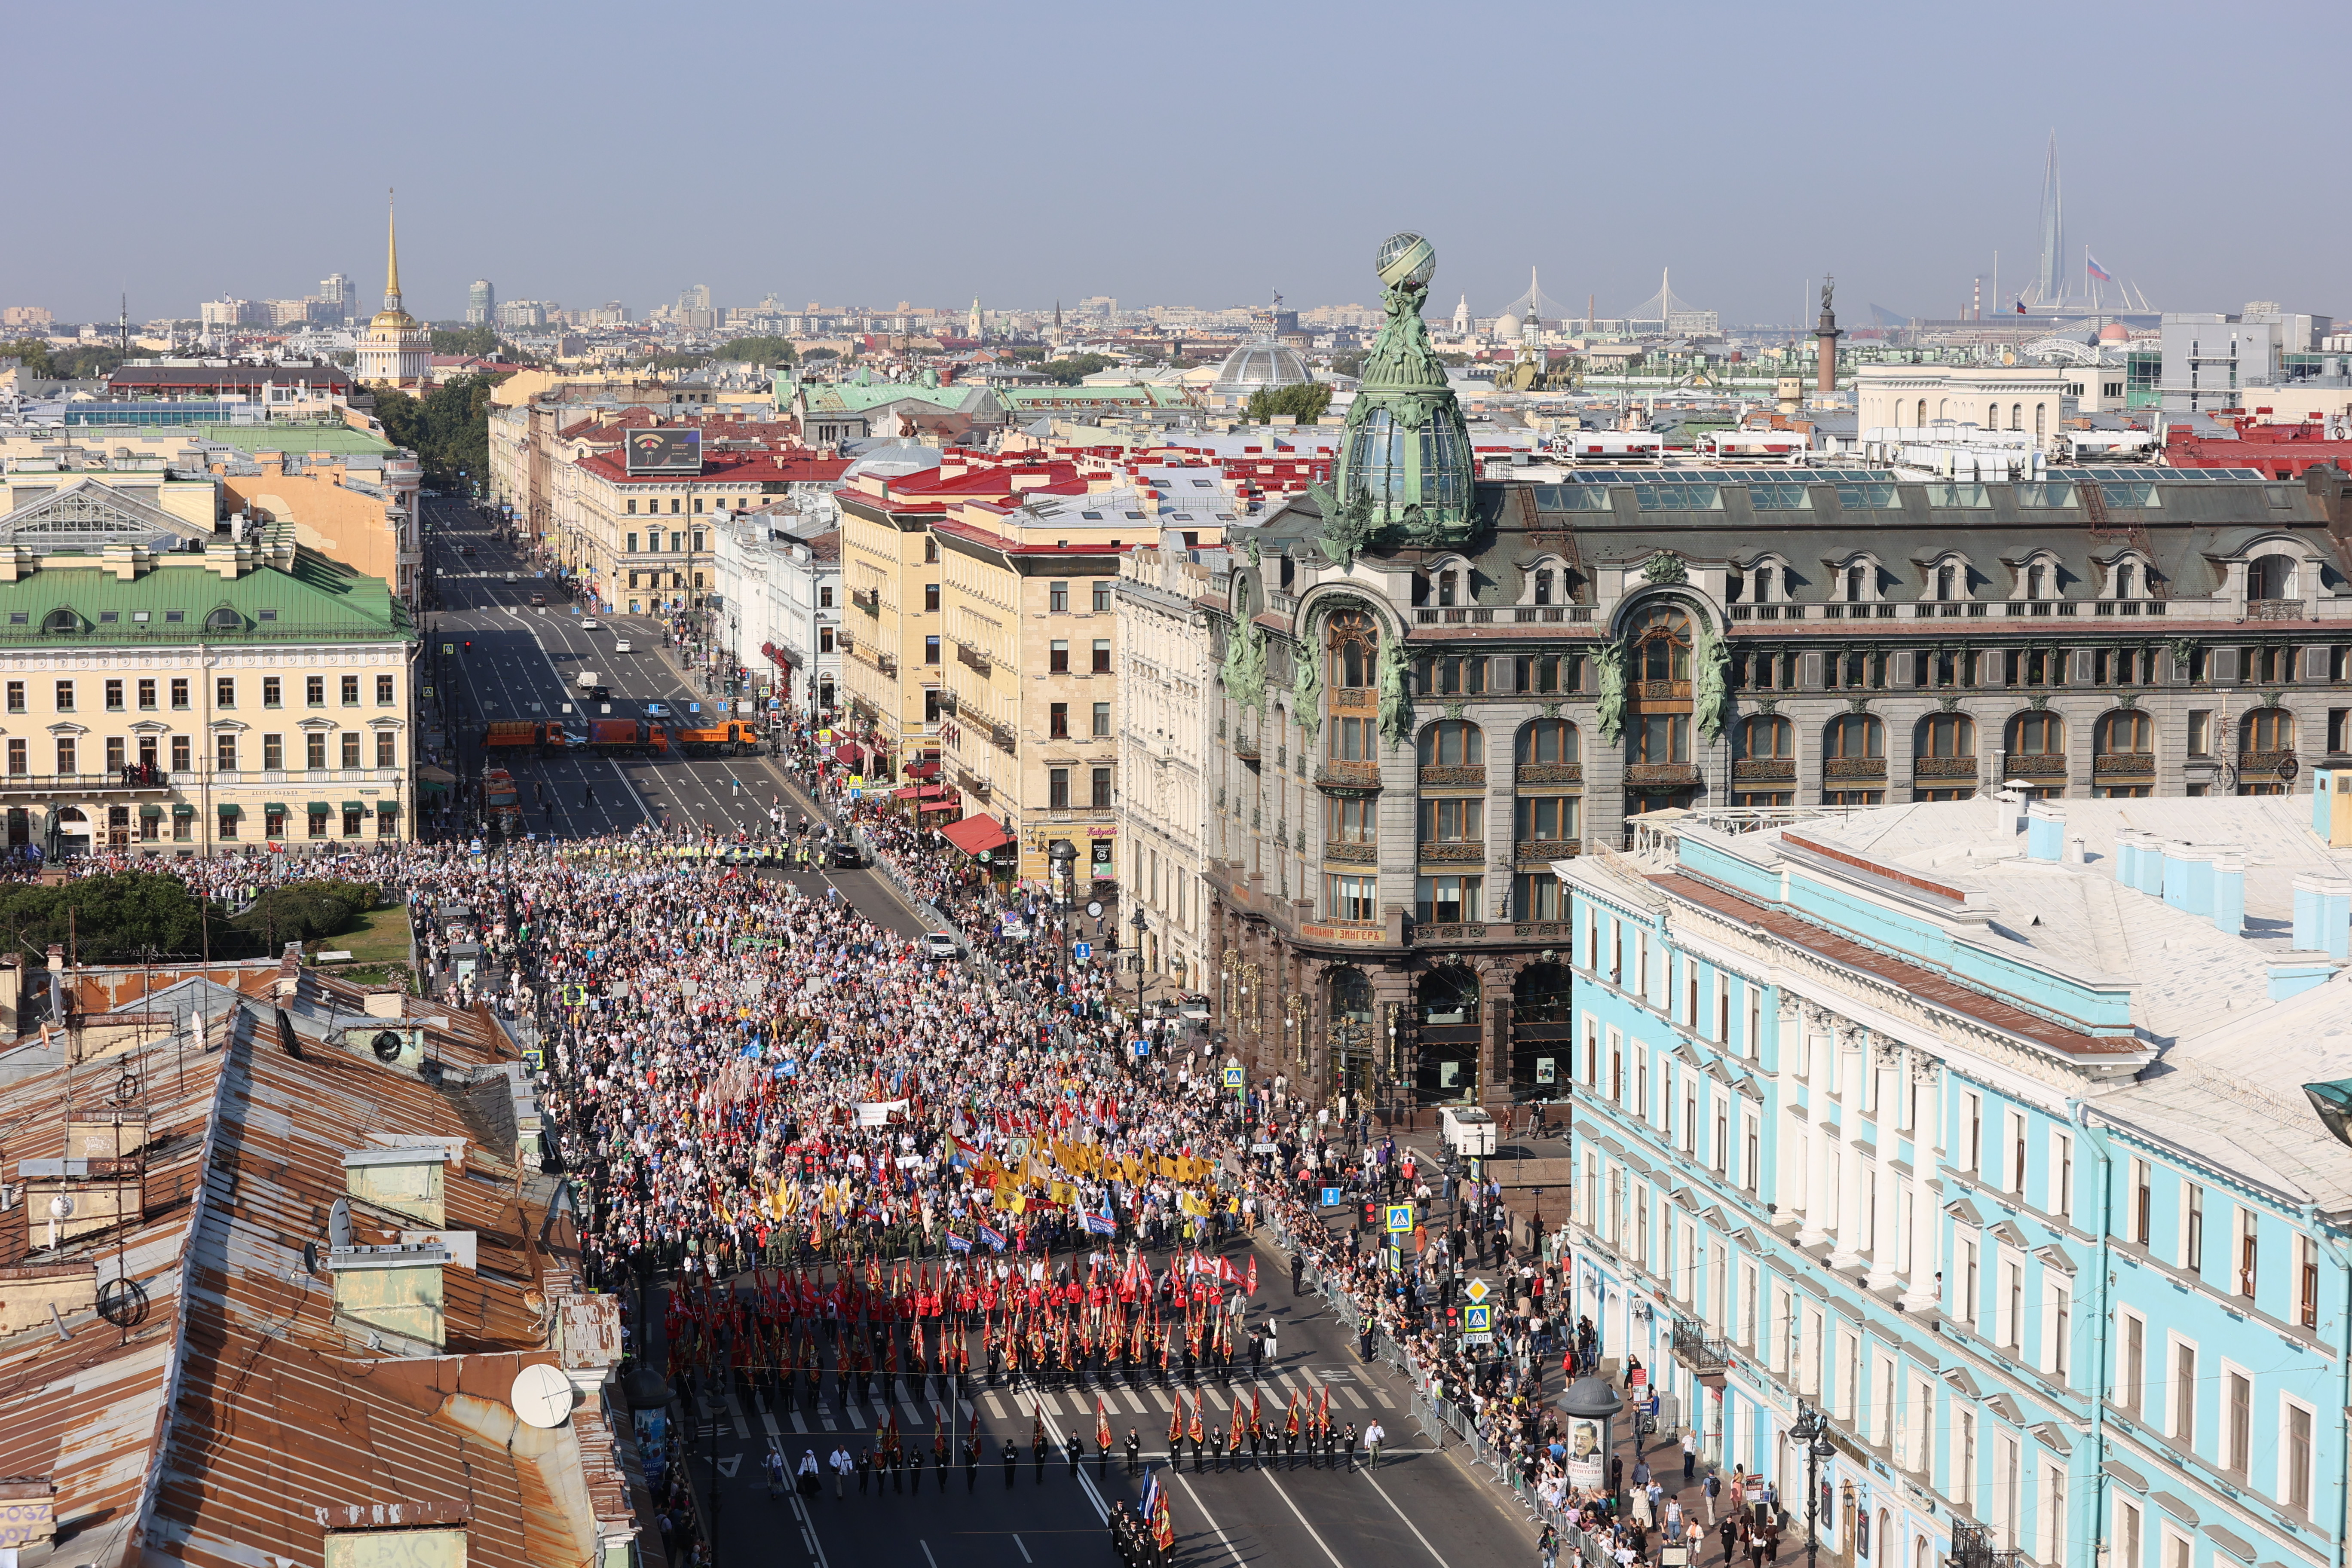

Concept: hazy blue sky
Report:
left=14, top=0, right=2348, bottom=329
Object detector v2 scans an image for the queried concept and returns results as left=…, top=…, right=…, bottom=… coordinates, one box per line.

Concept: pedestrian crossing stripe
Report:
left=1339, top=1387, right=1367, bottom=1409
left=1149, top=1390, right=1174, bottom=1411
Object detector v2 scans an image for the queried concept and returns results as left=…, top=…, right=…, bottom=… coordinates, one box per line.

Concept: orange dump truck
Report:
left=671, top=719, right=763, bottom=757
left=481, top=719, right=571, bottom=754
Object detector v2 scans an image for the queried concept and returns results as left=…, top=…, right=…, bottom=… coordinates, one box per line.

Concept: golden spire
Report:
left=384, top=187, right=402, bottom=309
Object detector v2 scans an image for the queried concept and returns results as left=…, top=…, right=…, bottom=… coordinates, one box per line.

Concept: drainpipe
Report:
left=2069, top=1099, right=2115, bottom=1568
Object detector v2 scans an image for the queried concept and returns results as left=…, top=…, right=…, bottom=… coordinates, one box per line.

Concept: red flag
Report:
left=1245, top=1255, right=1258, bottom=1296
left=1097, top=1396, right=1112, bottom=1453
left=1317, top=1385, right=1329, bottom=1435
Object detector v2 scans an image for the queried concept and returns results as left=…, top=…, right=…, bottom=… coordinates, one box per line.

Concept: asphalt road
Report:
left=418, top=502, right=1545, bottom=1566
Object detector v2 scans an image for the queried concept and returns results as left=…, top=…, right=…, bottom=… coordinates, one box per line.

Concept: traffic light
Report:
left=463, top=640, right=473, bottom=652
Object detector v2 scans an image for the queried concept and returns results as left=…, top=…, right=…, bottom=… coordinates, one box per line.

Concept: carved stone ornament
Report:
left=1845, top=694, right=1870, bottom=714
left=1754, top=698, right=1778, bottom=715
left=1642, top=552, right=1688, bottom=585
left=2028, top=692, right=2050, bottom=711
left=2115, top=692, right=2138, bottom=710
left=2168, top=637, right=2197, bottom=666
left=2262, top=689, right=2284, bottom=708
left=1540, top=701, right=1562, bottom=719
left=1444, top=700, right=1467, bottom=722
left=1937, top=694, right=1961, bottom=712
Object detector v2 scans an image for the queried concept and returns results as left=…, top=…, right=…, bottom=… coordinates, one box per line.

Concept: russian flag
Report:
left=2086, top=254, right=2112, bottom=283
left=1141, top=1466, right=1162, bottom=1521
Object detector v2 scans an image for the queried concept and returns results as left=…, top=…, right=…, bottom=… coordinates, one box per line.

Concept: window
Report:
left=1415, top=874, right=1482, bottom=922
left=923, top=536, right=939, bottom=564
left=2283, top=1400, right=2314, bottom=1511
left=1092, top=702, right=1110, bottom=738
left=2224, top=1368, right=2251, bottom=1474
left=1328, top=609, right=1378, bottom=688
left=3, top=740, right=19, bottom=776
left=2097, top=710, right=2152, bottom=757
left=1091, top=639, right=1111, bottom=673
left=261, top=676, right=283, bottom=709
left=1326, top=873, right=1376, bottom=921
left=1328, top=796, right=1375, bottom=844
left=1519, top=718, right=1580, bottom=766
left=219, top=807, right=238, bottom=839
left=1418, top=722, right=1484, bottom=767
left=214, top=677, right=236, bottom=709
left=2132, top=1159, right=2151, bottom=1244
left=2119, top=1311, right=2145, bottom=1415
left=2010, top=711, right=2064, bottom=756
left=262, top=734, right=284, bottom=770
left=2247, top=555, right=2296, bottom=600
left=1050, top=702, right=1070, bottom=739
left=2095, top=647, right=2156, bottom=685
left=2172, top=1340, right=2197, bottom=1444
left=1050, top=581, right=1069, bottom=613
left=2115, top=1502, right=2141, bottom=1568
left=1824, top=713, right=1883, bottom=759
left=625, top=504, right=637, bottom=518
left=819, top=627, right=834, bottom=654
left=1330, top=717, right=1374, bottom=761
left=3, top=681, right=18, bottom=714
left=819, top=586, right=834, bottom=609
left=2185, top=1183, right=2204, bottom=1272
left=341, top=732, right=361, bottom=768
left=308, top=805, right=329, bottom=839
left=1048, top=768, right=1069, bottom=810
left=1635, top=713, right=1690, bottom=763
left=2299, top=1234, right=2321, bottom=1329
left=1418, top=653, right=1489, bottom=695
left=306, top=733, right=327, bottom=770
left=377, top=731, right=396, bottom=768
left=924, top=635, right=940, bottom=665
left=925, top=583, right=941, bottom=613
left=2244, top=707, right=2294, bottom=754
left=1631, top=602, right=1693, bottom=681
left=104, top=679, right=123, bottom=712
left=377, top=675, right=394, bottom=706
left=2237, top=1206, right=2259, bottom=1298
left=105, top=737, right=125, bottom=772
left=1049, top=640, right=1069, bottom=673
left=1514, top=871, right=1562, bottom=920
left=691, top=530, right=704, bottom=551
left=54, top=680, right=74, bottom=713
left=1516, top=795, right=1579, bottom=842
left=215, top=735, right=236, bottom=772
left=1091, top=766, right=1112, bottom=809
left=1920, top=712, right=1974, bottom=758
left=1740, top=714, right=1795, bottom=759
left=2052, top=1132, right=2072, bottom=1219
left=1418, top=797, right=1482, bottom=842
left=54, top=738, right=74, bottom=775
left=1093, top=581, right=1112, bottom=612
left=172, top=735, right=190, bottom=772
left=1514, top=652, right=1586, bottom=693
left=2187, top=710, right=2213, bottom=756
left=340, top=675, right=359, bottom=706
left=171, top=678, right=189, bottom=711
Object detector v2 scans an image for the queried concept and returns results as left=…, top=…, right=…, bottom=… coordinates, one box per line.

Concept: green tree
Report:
left=428, top=323, right=504, bottom=358
left=371, top=372, right=507, bottom=490
left=0, top=872, right=210, bottom=962
left=1, top=337, right=126, bottom=382
left=230, top=879, right=382, bottom=948
left=1039, top=352, right=1116, bottom=385
left=800, top=347, right=842, bottom=364
left=716, top=335, right=797, bottom=366
left=1328, top=352, right=1366, bottom=380
left=1244, top=382, right=1333, bottom=424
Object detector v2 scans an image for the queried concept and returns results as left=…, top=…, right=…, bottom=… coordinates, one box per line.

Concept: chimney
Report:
left=2211, top=853, right=2246, bottom=937
left=2025, top=800, right=2066, bottom=862
left=46, top=943, right=64, bottom=1025
left=0, top=952, right=18, bottom=1036
left=2161, top=841, right=2201, bottom=913
left=2292, top=873, right=2352, bottom=961
left=276, top=940, right=303, bottom=1001
left=362, top=986, right=405, bottom=1020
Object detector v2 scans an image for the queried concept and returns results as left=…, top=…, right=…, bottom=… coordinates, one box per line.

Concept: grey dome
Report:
left=1211, top=337, right=1313, bottom=406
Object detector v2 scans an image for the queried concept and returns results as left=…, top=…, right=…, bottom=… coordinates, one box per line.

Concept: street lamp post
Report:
left=1129, top=904, right=1150, bottom=1038
left=1047, top=839, right=1078, bottom=996
left=1788, top=1403, right=1838, bottom=1568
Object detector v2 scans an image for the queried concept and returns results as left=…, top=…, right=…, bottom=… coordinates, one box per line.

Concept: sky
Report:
left=12, top=0, right=2350, bottom=331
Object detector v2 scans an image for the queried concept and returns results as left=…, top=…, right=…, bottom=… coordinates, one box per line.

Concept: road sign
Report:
left=1223, top=1065, right=1244, bottom=1090
left=1384, top=1245, right=1402, bottom=1272
left=559, top=985, right=587, bottom=1006
left=1464, top=1278, right=1490, bottom=1305
left=1461, top=1332, right=1494, bottom=1346
left=1384, top=1204, right=1413, bottom=1235
left=1463, top=1303, right=1492, bottom=1335
left=1072, top=942, right=1093, bottom=960
left=1320, top=1187, right=1342, bottom=1207
left=523, top=1048, right=545, bottom=1072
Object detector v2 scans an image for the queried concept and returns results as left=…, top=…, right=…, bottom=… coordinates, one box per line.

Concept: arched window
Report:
left=1418, top=721, right=1483, bottom=767
left=1845, top=565, right=1868, bottom=602
left=1985, top=402, right=1999, bottom=428
left=40, top=608, right=78, bottom=634
left=2115, top=561, right=2139, bottom=599
left=1935, top=564, right=1958, bottom=601
left=1753, top=563, right=1780, bottom=602
left=1327, top=608, right=1377, bottom=688
left=1737, top=714, right=1794, bottom=759
left=1915, top=398, right=1927, bottom=426
left=1824, top=714, right=1883, bottom=760
left=205, top=606, right=241, bottom=631
left=1919, top=713, right=1975, bottom=758
left=2034, top=404, right=2047, bottom=440
left=1517, top=719, right=1580, bottom=766
left=2097, top=711, right=2152, bottom=756
left=2009, top=711, right=2065, bottom=756
left=1329, top=966, right=1373, bottom=1021
left=2010, top=403, right=2023, bottom=431
left=1531, top=567, right=1554, bottom=606
left=1418, top=965, right=1480, bottom=1026
left=1630, top=603, right=1692, bottom=682
left=2247, top=556, right=2296, bottom=600
left=2244, top=708, right=2296, bottom=752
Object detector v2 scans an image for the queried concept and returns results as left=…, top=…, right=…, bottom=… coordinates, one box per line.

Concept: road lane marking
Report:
left=1276, top=1374, right=1299, bottom=1393
left=1257, top=1469, right=1345, bottom=1568
left=1340, top=1386, right=1367, bottom=1409
left=1011, top=1536, right=1032, bottom=1563
left=1121, top=1390, right=1146, bottom=1414
left=1170, top=1469, right=1248, bottom=1568
left=1203, top=1388, right=1228, bottom=1411
left=1374, top=1390, right=1395, bottom=1408
left=788, top=1493, right=832, bottom=1568
left=844, top=1403, right=863, bottom=1427
left=1359, top=1463, right=1455, bottom=1567
left=1150, top=1389, right=1174, bottom=1411
left=984, top=1393, right=1008, bottom=1420
left=920, top=1544, right=939, bottom=1568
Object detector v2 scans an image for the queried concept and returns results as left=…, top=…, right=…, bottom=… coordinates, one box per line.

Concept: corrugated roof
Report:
left=0, top=551, right=409, bottom=642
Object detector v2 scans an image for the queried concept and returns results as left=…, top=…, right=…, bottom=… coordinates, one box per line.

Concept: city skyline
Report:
left=7, top=0, right=2349, bottom=328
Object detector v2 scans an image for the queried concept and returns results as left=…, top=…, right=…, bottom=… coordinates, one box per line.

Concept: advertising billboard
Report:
left=625, top=428, right=702, bottom=474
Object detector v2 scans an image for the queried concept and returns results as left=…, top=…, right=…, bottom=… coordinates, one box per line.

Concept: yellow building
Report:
left=355, top=196, right=429, bottom=389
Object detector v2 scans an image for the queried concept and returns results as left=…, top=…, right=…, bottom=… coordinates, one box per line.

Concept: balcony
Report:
left=2248, top=600, right=2305, bottom=622
left=1515, top=761, right=1583, bottom=785
left=1730, top=758, right=1794, bottom=783
left=1913, top=755, right=1978, bottom=779
left=1413, top=607, right=1496, bottom=625
left=1510, top=606, right=1593, bottom=624
left=851, top=588, right=880, bottom=618
left=2004, top=599, right=2078, bottom=617
left=1232, top=730, right=1261, bottom=763
left=2239, top=748, right=2297, bottom=776
left=1045, top=806, right=1115, bottom=824
left=1669, top=1319, right=1730, bottom=1385
left=955, top=640, right=991, bottom=675
left=2005, top=753, right=2067, bottom=778
left=1411, top=922, right=1488, bottom=943
left=1418, top=764, right=1485, bottom=787
left=0, top=765, right=173, bottom=796
left=1329, top=688, right=1376, bottom=714
left=1416, top=841, right=1482, bottom=864
left=2092, top=752, right=2154, bottom=776
left=1632, top=679, right=1690, bottom=701
left=1515, top=838, right=1580, bottom=862
left=1822, top=756, right=1887, bottom=781
left=1323, top=841, right=1376, bottom=864
left=2092, top=599, right=2166, bottom=617
left=954, top=768, right=991, bottom=800
left=1316, top=760, right=1383, bottom=792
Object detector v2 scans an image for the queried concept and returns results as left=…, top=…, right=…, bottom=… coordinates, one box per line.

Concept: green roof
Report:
left=0, top=548, right=411, bottom=646
left=203, top=424, right=392, bottom=456
left=793, top=383, right=981, bottom=416
left=992, top=384, right=1191, bottom=411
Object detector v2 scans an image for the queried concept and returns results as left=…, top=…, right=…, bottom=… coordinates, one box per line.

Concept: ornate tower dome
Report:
left=1210, top=337, right=1312, bottom=408
left=1319, top=231, right=1474, bottom=557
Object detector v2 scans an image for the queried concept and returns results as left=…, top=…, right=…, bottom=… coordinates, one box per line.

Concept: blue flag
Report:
left=946, top=1233, right=973, bottom=1254
left=980, top=1224, right=1008, bottom=1251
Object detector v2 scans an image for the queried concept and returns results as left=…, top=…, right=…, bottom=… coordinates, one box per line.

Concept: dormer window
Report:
left=1436, top=570, right=1459, bottom=608
left=41, top=608, right=78, bottom=634
left=1532, top=568, right=1553, bottom=606
left=1935, top=564, right=1958, bottom=601
left=2025, top=563, right=2052, bottom=600
left=205, top=607, right=241, bottom=631
left=1845, top=565, right=1867, bottom=603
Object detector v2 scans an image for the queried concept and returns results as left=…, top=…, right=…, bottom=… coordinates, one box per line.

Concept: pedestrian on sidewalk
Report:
left=1703, top=1467, right=1720, bottom=1524
left=1682, top=1427, right=1699, bottom=1487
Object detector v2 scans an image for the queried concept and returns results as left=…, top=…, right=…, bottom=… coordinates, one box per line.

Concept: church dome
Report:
left=1494, top=312, right=1523, bottom=340
left=1211, top=337, right=1312, bottom=406
left=370, top=304, right=420, bottom=331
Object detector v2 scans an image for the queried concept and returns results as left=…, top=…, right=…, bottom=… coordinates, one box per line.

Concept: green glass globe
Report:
left=1375, top=232, right=1436, bottom=291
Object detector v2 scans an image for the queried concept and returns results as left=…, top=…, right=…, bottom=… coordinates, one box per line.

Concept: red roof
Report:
left=940, top=813, right=1014, bottom=857
left=573, top=448, right=849, bottom=485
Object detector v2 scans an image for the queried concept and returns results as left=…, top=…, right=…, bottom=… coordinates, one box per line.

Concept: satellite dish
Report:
left=49, top=1194, right=75, bottom=1220
left=329, top=1197, right=351, bottom=1250
left=511, top=1363, right=575, bottom=1429
left=371, top=1029, right=406, bottom=1062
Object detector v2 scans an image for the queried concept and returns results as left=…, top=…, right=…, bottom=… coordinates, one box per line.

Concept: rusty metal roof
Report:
left=0, top=979, right=646, bottom=1568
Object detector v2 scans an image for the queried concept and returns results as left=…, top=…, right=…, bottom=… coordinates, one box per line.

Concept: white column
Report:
left=1828, top=1027, right=1868, bottom=1269
left=1901, top=1059, right=1945, bottom=1311
left=1864, top=1038, right=1904, bottom=1292
left=1795, top=1005, right=1835, bottom=1246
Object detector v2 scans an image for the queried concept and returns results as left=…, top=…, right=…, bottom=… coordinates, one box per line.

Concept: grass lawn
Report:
left=317, top=903, right=414, bottom=965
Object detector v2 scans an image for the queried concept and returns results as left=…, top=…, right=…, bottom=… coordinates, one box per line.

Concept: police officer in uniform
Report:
left=1002, top=1437, right=1018, bottom=1488
left=964, top=1433, right=980, bottom=1492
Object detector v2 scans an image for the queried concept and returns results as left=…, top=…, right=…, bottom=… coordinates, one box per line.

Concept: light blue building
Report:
left=1559, top=787, right=2352, bottom=1568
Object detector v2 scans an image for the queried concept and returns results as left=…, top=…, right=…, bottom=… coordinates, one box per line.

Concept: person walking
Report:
left=830, top=1444, right=852, bottom=1499
left=763, top=1449, right=785, bottom=1501
left=964, top=1434, right=980, bottom=1493
left=797, top=1449, right=821, bottom=1498
left=1682, top=1427, right=1699, bottom=1488
left=1364, top=1420, right=1384, bottom=1470
left=1003, top=1439, right=1018, bottom=1488
left=1703, top=1467, right=1720, bottom=1526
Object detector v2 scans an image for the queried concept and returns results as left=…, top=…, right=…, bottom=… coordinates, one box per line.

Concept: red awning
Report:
left=891, top=784, right=924, bottom=800
left=833, top=743, right=864, bottom=766
left=901, top=760, right=941, bottom=779
left=940, top=813, right=1014, bottom=857
left=920, top=799, right=960, bottom=812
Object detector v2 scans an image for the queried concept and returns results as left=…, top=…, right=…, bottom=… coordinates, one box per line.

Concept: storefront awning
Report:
left=306, top=802, right=331, bottom=814
left=919, top=798, right=959, bottom=813
left=138, top=804, right=164, bottom=818
left=377, top=799, right=400, bottom=815
left=215, top=803, right=240, bottom=817
left=940, top=813, right=1014, bottom=858
left=901, top=760, right=940, bottom=780
left=264, top=802, right=288, bottom=814
left=833, top=743, right=864, bottom=766
left=340, top=801, right=364, bottom=813
left=172, top=803, right=196, bottom=816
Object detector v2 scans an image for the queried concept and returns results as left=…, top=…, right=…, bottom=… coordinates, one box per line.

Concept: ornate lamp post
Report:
left=1788, top=1403, right=1838, bottom=1568
left=1129, top=904, right=1150, bottom=1036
